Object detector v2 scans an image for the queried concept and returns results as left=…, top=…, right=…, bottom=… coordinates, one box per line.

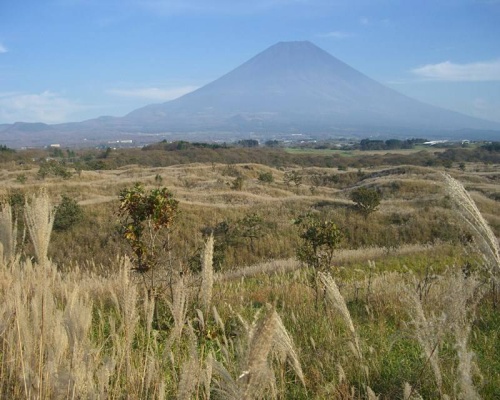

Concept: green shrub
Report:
left=54, top=195, right=84, bottom=231
left=38, top=160, right=72, bottom=179
left=231, top=176, right=244, bottom=191
left=258, top=171, right=274, bottom=183
left=16, top=174, right=27, bottom=184
left=350, top=187, right=381, bottom=218
left=118, top=183, right=179, bottom=277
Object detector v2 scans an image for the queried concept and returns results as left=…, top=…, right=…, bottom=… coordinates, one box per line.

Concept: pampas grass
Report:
left=167, top=276, right=189, bottom=344
left=24, top=189, right=54, bottom=266
left=442, top=173, right=500, bottom=282
left=212, top=305, right=305, bottom=400
left=200, top=233, right=214, bottom=314
left=0, top=203, right=17, bottom=264
left=1, top=161, right=499, bottom=398
left=403, top=285, right=444, bottom=395
left=403, top=270, right=484, bottom=398
left=319, top=272, right=362, bottom=360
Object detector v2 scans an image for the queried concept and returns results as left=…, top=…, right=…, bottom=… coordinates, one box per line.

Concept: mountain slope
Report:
left=123, top=41, right=499, bottom=132
left=2, top=41, right=499, bottom=147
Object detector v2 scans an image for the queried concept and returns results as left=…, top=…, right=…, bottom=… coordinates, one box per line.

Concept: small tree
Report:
left=350, top=187, right=381, bottom=218
left=258, top=172, right=274, bottom=183
left=237, top=213, right=264, bottom=251
left=294, top=213, right=343, bottom=306
left=284, top=170, right=302, bottom=188
left=231, top=175, right=244, bottom=191
left=118, top=183, right=179, bottom=291
left=37, top=160, right=72, bottom=180
left=53, top=195, right=83, bottom=231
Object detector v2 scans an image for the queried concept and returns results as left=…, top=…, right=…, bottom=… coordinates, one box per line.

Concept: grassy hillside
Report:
left=0, top=146, right=498, bottom=398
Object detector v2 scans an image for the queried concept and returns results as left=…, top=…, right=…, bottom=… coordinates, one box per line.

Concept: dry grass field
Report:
left=0, top=147, right=499, bottom=399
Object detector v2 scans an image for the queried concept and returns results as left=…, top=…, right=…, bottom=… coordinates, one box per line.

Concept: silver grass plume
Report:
left=442, top=173, right=500, bottom=282
left=0, top=202, right=17, bottom=264
left=167, top=276, right=188, bottom=344
left=441, top=272, right=483, bottom=399
left=403, top=286, right=443, bottom=394
left=118, top=261, right=139, bottom=385
left=62, top=286, right=95, bottom=397
left=241, top=306, right=279, bottom=399
left=177, top=323, right=203, bottom=400
left=24, top=189, right=55, bottom=266
left=319, top=272, right=362, bottom=359
left=403, top=382, right=423, bottom=400
left=200, top=234, right=214, bottom=314
left=404, top=271, right=484, bottom=399
left=212, top=305, right=304, bottom=400
left=367, top=386, right=379, bottom=399
left=455, top=325, right=481, bottom=400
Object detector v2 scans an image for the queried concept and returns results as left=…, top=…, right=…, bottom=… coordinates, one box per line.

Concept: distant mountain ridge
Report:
left=1, top=41, right=499, bottom=147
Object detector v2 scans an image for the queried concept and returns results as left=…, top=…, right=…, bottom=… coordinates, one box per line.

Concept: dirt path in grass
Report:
left=216, top=242, right=447, bottom=282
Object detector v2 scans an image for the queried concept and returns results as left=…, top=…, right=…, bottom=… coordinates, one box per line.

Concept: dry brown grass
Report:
left=0, top=156, right=498, bottom=398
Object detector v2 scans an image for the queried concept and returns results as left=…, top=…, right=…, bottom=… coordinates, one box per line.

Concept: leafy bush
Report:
left=16, top=174, right=27, bottom=184
left=295, top=213, right=343, bottom=271
left=284, top=170, right=302, bottom=187
left=54, top=195, right=84, bottom=231
left=258, top=171, right=274, bottom=183
left=231, top=176, right=244, bottom=191
left=37, top=160, right=72, bottom=179
left=350, top=187, right=381, bottom=218
left=118, top=183, right=179, bottom=278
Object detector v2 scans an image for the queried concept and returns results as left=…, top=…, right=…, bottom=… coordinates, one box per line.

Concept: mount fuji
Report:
left=2, top=41, right=499, bottom=147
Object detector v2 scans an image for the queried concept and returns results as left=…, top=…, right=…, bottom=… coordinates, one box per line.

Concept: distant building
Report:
left=423, top=140, right=448, bottom=146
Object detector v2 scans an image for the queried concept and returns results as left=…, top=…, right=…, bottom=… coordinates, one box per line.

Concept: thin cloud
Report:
left=107, top=86, right=198, bottom=100
left=0, top=43, right=8, bottom=53
left=412, top=59, right=500, bottom=81
left=148, top=0, right=319, bottom=15
left=0, top=91, right=83, bottom=124
left=359, top=16, right=369, bottom=25
left=58, top=0, right=313, bottom=16
left=317, top=31, right=352, bottom=39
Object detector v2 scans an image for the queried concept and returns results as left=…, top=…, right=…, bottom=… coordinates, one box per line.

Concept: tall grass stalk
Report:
left=200, top=233, right=214, bottom=314
left=403, top=286, right=444, bottom=395
left=117, top=261, right=139, bottom=390
left=24, top=189, right=54, bottom=266
left=404, top=271, right=484, bottom=398
left=455, top=325, right=481, bottom=400
left=167, top=276, right=188, bottom=344
left=0, top=203, right=17, bottom=264
left=177, top=323, right=202, bottom=400
left=319, top=272, right=362, bottom=360
left=442, top=173, right=500, bottom=281
left=212, top=305, right=304, bottom=400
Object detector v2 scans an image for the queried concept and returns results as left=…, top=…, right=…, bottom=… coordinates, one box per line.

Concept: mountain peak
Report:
left=3, top=40, right=499, bottom=147
left=270, top=40, right=316, bottom=48
left=124, top=40, right=499, bottom=133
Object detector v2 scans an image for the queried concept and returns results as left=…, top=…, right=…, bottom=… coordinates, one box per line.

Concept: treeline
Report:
left=2, top=140, right=499, bottom=172
left=87, top=140, right=500, bottom=170
left=358, top=138, right=428, bottom=151
left=144, top=140, right=229, bottom=151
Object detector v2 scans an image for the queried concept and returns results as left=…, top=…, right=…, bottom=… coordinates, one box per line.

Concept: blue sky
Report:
left=1, top=0, right=500, bottom=125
